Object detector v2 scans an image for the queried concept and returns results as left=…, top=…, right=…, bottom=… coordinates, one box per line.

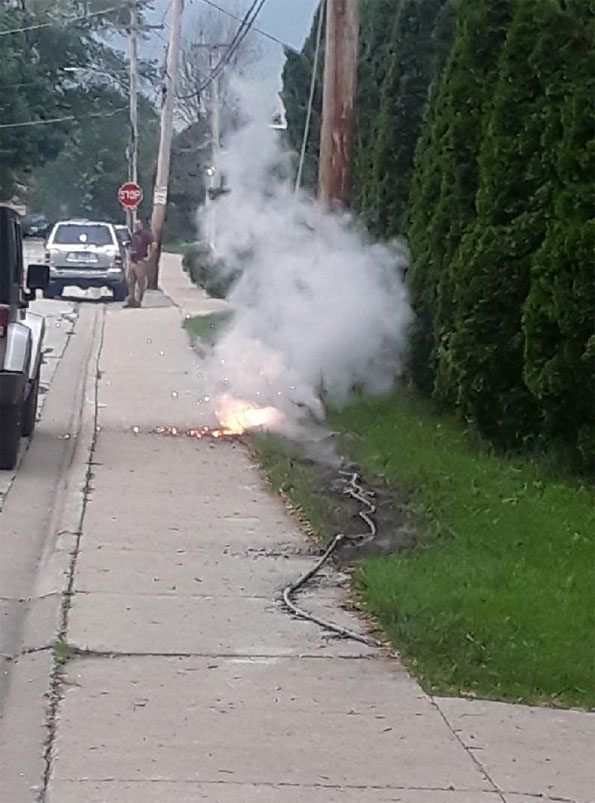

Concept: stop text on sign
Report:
left=118, top=182, right=143, bottom=210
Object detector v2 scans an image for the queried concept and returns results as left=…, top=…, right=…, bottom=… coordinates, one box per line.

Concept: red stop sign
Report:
left=118, top=182, right=143, bottom=210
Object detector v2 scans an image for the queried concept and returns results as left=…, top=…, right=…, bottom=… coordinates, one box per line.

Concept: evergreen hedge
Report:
left=282, top=0, right=594, bottom=470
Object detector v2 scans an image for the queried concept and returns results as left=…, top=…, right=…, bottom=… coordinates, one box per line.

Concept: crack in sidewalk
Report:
left=431, top=697, right=507, bottom=803
left=54, top=647, right=379, bottom=661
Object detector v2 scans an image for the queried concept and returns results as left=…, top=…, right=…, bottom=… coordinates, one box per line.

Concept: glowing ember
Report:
left=215, top=395, right=282, bottom=435
left=139, top=425, right=238, bottom=440
left=131, top=398, right=281, bottom=441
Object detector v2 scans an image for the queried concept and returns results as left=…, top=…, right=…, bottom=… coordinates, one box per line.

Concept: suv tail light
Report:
left=0, top=305, right=9, bottom=338
left=114, top=252, right=122, bottom=265
left=44, top=250, right=50, bottom=264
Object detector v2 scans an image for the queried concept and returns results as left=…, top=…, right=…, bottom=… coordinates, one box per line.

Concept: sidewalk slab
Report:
left=436, top=697, right=595, bottom=803
left=74, top=547, right=319, bottom=598
left=49, top=781, right=500, bottom=803
left=67, top=592, right=375, bottom=658
left=159, top=251, right=230, bottom=319
left=50, top=655, right=487, bottom=795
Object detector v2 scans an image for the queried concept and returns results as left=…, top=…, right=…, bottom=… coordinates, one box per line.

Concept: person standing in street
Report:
left=124, top=219, right=156, bottom=308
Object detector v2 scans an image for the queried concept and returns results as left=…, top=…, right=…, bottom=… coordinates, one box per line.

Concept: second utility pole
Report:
left=128, top=0, right=139, bottom=230
left=318, top=0, right=360, bottom=208
left=205, top=45, right=221, bottom=252
left=149, top=0, right=185, bottom=289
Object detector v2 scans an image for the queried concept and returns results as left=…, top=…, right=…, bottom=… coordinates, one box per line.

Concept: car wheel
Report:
left=0, top=402, right=23, bottom=470
left=22, top=366, right=40, bottom=437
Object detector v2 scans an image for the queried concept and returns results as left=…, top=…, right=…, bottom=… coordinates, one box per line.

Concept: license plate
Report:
left=68, top=252, right=98, bottom=263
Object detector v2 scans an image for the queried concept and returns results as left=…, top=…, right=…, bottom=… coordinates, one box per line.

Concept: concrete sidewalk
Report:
left=46, top=255, right=594, bottom=803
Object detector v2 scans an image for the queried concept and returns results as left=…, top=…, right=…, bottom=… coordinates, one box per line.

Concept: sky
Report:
left=142, top=0, right=319, bottom=89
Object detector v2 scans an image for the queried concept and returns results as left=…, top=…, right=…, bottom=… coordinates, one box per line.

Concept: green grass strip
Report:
left=329, top=394, right=594, bottom=708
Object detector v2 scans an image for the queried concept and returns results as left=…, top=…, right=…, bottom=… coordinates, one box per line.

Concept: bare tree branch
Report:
left=176, top=3, right=261, bottom=130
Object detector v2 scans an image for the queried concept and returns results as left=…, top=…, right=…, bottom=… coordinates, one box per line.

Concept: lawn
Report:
left=256, top=393, right=594, bottom=709
left=184, top=311, right=231, bottom=345
left=186, top=312, right=594, bottom=708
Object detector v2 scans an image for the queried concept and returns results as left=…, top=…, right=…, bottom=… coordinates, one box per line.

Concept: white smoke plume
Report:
left=201, top=82, right=413, bottom=434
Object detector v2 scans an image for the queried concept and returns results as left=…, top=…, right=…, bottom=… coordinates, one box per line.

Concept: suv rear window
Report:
left=52, top=224, right=114, bottom=246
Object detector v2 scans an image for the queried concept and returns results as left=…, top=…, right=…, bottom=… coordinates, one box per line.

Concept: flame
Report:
left=133, top=398, right=281, bottom=442
left=215, top=395, right=282, bottom=435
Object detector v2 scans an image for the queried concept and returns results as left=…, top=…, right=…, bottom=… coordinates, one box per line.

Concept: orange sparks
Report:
left=133, top=398, right=282, bottom=441
left=215, top=395, right=282, bottom=435
left=141, top=425, right=237, bottom=440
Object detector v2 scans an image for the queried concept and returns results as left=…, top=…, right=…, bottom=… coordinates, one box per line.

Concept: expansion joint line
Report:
left=431, top=699, right=507, bottom=802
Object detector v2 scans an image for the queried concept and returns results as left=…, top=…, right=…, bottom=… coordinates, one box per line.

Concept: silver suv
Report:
left=45, top=219, right=127, bottom=301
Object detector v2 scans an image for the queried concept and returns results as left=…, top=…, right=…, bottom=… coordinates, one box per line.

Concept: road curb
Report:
left=0, top=305, right=104, bottom=803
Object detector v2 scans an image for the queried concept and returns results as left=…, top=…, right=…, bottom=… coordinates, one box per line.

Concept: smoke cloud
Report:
left=201, top=82, right=413, bottom=434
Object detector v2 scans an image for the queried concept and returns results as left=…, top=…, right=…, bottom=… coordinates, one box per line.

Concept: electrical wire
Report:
left=282, top=469, right=382, bottom=649
left=193, top=0, right=300, bottom=54
left=0, top=106, right=126, bottom=130
left=197, top=0, right=268, bottom=92
left=295, top=0, right=324, bottom=193
left=0, top=3, right=128, bottom=36
left=210, top=0, right=263, bottom=74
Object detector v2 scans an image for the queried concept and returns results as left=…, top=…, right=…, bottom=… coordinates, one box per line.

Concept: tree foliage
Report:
left=407, top=0, right=512, bottom=398
left=176, top=4, right=261, bottom=130
left=29, top=91, right=158, bottom=223
left=521, top=0, right=595, bottom=465
left=355, top=0, right=448, bottom=236
left=351, top=0, right=400, bottom=222
left=280, top=5, right=325, bottom=190
left=0, top=0, right=144, bottom=201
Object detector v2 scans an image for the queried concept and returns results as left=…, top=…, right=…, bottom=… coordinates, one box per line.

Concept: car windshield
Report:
left=53, top=224, right=113, bottom=246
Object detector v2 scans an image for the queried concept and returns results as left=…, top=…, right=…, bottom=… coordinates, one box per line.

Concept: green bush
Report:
left=352, top=0, right=405, bottom=228
left=447, top=223, right=541, bottom=445
left=182, top=243, right=237, bottom=299
left=407, top=0, right=512, bottom=397
left=437, top=0, right=555, bottom=441
left=370, top=0, right=447, bottom=238
left=522, top=2, right=595, bottom=471
left=406, top=0, right=594, bottom=468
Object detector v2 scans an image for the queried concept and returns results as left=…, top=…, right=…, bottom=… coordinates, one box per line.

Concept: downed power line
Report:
left=282, top=469, right=382, bottom=648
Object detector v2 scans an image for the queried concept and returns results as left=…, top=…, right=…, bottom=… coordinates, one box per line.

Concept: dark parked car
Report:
left=21, top=214, right=50, bottom=239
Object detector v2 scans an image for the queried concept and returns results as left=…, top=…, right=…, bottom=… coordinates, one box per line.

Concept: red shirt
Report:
left=130, top=230, right=154, bottom=261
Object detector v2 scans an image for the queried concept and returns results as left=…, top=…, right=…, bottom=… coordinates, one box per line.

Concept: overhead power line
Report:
left=0, top=106, right=127, bottom=130
left=198, top=0, right=268, bottom=92
left=194, top=0, right=299, bottom=54
left=0, top=3, right=128, bottom=37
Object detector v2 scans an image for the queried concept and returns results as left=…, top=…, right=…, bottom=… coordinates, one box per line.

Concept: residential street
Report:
left=0, top=254, right=593, bottom=803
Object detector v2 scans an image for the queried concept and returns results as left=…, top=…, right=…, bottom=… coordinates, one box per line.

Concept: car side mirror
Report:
left=26, top=263, right=49, bottom=299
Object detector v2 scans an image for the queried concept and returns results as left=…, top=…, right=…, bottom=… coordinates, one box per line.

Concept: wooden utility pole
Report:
left=127, top=0, right=139, bottom=230
left=149, top=0, right=185, bottom=288
left=205, top=46, right=221, bottom=252
left=318, top=0, right=360, bottom=208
